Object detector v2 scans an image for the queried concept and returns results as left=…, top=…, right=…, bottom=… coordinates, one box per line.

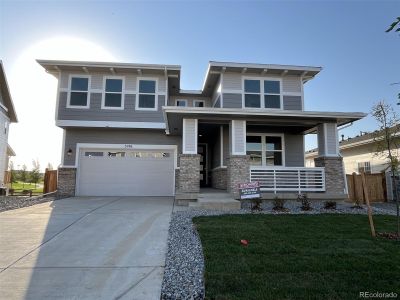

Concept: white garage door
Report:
left=77, top=148, right=175, bottom=196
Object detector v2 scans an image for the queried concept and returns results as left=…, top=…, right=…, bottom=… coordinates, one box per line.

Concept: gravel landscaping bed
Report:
left=0, top=194, right=56, bottom=212
left=160, top=201, right=396, bottom=300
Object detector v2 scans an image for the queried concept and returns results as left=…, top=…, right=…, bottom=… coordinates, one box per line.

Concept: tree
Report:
left=386, top=17, right=400, bottom=33
left=20, top=164, right=28, bottom=188
left=8, top=161, right=16, bottom=187
left=30, top=159, right=41, bottom=188
left=371, top=100, right=400, bottom=237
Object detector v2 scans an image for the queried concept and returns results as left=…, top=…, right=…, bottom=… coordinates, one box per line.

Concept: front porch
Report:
left=166, top=107, right=363, bottom=203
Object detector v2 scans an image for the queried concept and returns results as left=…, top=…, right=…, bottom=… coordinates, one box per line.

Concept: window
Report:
left=107, top=151, right=125, bottom=157
left=176, top=99, right=187, bottom=107
left=68, top=76, right=89, bottom=108
left=246, top=134, right=283, bottom=166
left=85, top=152, right=104, bottom=157
left=194, top=100, right=205, bottom=107
left=137, top=79, right=157, bottom=110
left=103, top=77, right=123, bottom=109
left=243, top=78, right=281, bottom=109
left=244, top=80, right=261, bottom=108
left=264, top=80, right=281, bottom=108
left=358, top=162, right=371, bottom=174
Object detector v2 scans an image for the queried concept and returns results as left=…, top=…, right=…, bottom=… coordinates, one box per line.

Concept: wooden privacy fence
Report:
left=3, top=171, right=11, bottom=184
left=43, top=169, right=57, bottom=194
left=346, top=173, right=386, bottom=203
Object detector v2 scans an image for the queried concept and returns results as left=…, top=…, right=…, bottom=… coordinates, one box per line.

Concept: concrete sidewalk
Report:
left=0, top=196, right=174, bottom=300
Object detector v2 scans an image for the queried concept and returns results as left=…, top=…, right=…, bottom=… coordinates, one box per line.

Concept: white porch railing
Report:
left=250, top=166, right=326, bottom=192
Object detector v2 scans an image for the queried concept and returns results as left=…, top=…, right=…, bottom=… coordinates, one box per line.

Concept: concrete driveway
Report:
left=0, top=196, right=174, bottom=300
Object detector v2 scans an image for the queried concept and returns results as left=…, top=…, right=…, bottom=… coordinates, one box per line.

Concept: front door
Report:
left=198, top=144, right=208, bottom=187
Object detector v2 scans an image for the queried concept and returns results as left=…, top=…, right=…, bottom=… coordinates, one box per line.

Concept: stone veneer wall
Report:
left=176, top=154, right=200, bottom=199
left=227, top=155, right=250, bottom=199
left=57, top=167, right=76, bottom=198
left=211, top=167, right=227, bottom=190
left=314, top=156, right=347, bottom=197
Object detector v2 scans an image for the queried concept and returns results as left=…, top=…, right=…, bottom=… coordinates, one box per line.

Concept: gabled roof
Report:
left=0, top=61, right=18, bottom=122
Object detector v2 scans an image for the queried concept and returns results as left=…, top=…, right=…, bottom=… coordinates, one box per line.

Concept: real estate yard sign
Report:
left=239, top=182, right=261, bottom=200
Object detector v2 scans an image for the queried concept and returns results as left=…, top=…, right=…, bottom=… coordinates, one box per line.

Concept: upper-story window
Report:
left=194, top=100, right=205, bottom=107
left=176, top=100, right=187, bottom=107
left=68, top=76, right=90, bottom=108
left=243, top=79, right=282, bottom=109
left=136, top=79, right=157, bottom=111
left=102, top=77, right=124, bottom=109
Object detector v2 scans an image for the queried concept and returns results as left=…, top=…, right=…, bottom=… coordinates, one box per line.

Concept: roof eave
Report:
left=0, top=61, right=18, bottom=123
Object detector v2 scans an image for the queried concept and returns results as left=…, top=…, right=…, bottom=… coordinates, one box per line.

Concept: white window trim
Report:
left=175, top=99, right=188, bottom=107
left=242, top=76, right=283, bottom=110
left=194, top=100, right=206, bottom=107
left=101, top=76, right=125, bottom=110
left=246, top=133, right=285, bottom=166
left=67, top=74, right=91, bottom=109
left=135, top=77, right=158, bottom=111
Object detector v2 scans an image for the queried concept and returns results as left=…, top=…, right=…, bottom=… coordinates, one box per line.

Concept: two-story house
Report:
left=0, top=61, right=18, bottom=186
left=38, top=60, right=365, bottom=202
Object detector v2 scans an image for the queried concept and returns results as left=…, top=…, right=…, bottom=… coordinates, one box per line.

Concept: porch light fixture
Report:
left=67, top=148, right=73, bottom=156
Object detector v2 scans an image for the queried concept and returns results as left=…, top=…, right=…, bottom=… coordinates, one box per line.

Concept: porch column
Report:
left=176, top=118, right=200, bottom=203
left=314, top=123, right=347, bottom=197
left=227, top=120, right=250, bottom=199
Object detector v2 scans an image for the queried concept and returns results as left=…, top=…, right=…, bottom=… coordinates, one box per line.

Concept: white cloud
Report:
left=7, top=36, right=116, bottom=171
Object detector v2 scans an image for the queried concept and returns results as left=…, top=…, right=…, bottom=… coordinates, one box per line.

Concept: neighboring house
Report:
left=305, top=126, right=400, bottom=174
left=0, top=61, right=18, bottom=186
left=38, top=60, right=365, bottom=201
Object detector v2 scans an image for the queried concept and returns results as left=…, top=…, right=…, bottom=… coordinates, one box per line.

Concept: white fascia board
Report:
left=37, top=59, right=181, bottom=72
left=209, top=61, right=322, bottom=73
left=163, top=107, right=367, bottom=120
left=56, top=120, right=166, bottom=129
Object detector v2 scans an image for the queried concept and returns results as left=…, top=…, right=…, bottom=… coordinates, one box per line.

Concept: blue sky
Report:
left=0, top=0, right=399, bottom=168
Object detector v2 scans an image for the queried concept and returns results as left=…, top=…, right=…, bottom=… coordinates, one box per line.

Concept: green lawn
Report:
left=10, top=181, right=43, bottom=194
left=193, top=214, right=400, bottom=300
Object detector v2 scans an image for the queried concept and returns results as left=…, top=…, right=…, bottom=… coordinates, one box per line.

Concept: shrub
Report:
left=272, top=196, right=286, bottom=210
left=251, top=197, right=262, bottom=211
left=297, top=193, right=312, bottom=211
left=324, top=201, right=337, bottom=210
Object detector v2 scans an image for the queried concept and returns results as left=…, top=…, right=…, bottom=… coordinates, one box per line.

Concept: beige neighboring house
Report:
left=0, top=61, right=18, bottom=185
left=306, top=126, right=400, bottom=174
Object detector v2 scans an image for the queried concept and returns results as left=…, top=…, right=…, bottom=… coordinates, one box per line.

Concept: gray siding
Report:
left=222, top=72, right=242, bottom=91
left=284, top=134, right=304, bottom=167
left=326, top=123, right=338, bottom=155
left=63, top=128, right=181, bottom=165
left=222, top=93, right=241, bottom=108
left=283, top=96, right=302, bottom=110
left=223, top=125, right=229, bottom=165
left=317, top=124, right=325, bottom=155
left=212, top=130, right=221, bottom=169
left=213, top=96, right=221, bottom=108
left=58, top=92, right=165, bottom=122
left=282, top=76, right=302, bottom=93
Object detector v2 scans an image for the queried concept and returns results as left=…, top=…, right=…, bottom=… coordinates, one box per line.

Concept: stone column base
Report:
left=227, top=155, right=250, bottom=199
left=57, top=167, right=77, bottom=198
left=176, top=154, right=200, bottom=200
left=314, top=156, right=347, bottom=196
left=211, top=167, right=227, bottom=190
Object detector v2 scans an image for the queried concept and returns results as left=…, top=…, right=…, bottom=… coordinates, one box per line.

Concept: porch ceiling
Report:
left=163, top=107, right=366, bottom=135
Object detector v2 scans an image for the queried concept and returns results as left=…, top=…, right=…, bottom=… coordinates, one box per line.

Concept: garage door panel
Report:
left=77, top=149, right=175, bottom=196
